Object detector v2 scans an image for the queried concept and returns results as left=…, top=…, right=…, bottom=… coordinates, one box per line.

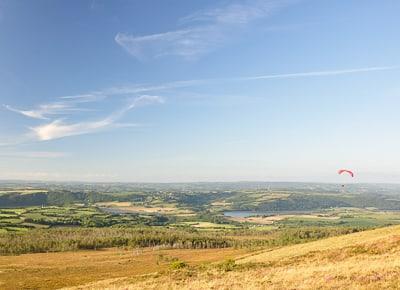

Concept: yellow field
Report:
left=0, top=247, right=247, bottom=290
left=178, top=222, right=238, bottom=229
left=228, top=213, right=339, bottom=225
left=239, top=225, right=400, bottom=263
left=96, top=202, right=193, bottom=215
left=210, top=201, right=232, bottom=206
left=70, top=225, right=400, bottom=289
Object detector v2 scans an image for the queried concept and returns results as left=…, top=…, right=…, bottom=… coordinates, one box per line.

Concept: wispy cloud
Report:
left=238, top=66, right=398, bottom=81
left=31, top=119, right=113, bottom=141
left=115, top=0, right=291, bottom=60
left=30, top=95, right=163, bottom=141
left=4, top=94, right=102, bottom=120
left=3, top=65, right=395, bottom=144
left=101, top=65, right=398, bottom=94
left=180, top=0, right=284, bottom=25
left=101, top=79, right=206, bottom=96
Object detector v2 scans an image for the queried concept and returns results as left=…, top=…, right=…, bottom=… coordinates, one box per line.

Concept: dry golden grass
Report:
left=72, top=225, right=400, bottom=290
left=0, top=247, right=247, bottom=290
left=238, top=224, right=400, bottom=263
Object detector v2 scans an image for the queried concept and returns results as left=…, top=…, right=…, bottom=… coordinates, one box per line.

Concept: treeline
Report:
left=255, top=195, right=350, bottom=211
left=342, top=193, right=400, bottom=210
left=0, top=226, right=362, bottom=255
left=250, top=194, right=400, bottom=211
left=0, top=191, right=114, bottom=207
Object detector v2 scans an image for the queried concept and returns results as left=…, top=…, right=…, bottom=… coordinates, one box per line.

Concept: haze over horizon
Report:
left=1, top=0, right=400, bottom=183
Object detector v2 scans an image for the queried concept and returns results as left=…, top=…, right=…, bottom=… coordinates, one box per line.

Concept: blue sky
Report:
left=1, top=0, right=400, bottom=182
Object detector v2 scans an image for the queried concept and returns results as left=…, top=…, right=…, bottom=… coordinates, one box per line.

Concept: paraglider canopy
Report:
left=338, top=169, right=354, bottom=177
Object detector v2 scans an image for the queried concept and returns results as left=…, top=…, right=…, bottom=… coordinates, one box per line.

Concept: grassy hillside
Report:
left=74, top=225, right=400, bottom=289
left=0, top=248, right=247, bottom=290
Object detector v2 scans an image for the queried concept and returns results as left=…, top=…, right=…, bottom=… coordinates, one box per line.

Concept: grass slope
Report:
left=75, top=225, right=400, bottom=289
left=0, top=248, right=246, bottom=290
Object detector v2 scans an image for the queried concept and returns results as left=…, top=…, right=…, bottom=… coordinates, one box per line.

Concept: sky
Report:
left=0, top=0, right=400, bottom=183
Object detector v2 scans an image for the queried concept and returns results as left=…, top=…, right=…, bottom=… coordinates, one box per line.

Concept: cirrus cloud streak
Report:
left=115, top=0, right=292, bottom=60
left=30, top=95, right=164, bottom=141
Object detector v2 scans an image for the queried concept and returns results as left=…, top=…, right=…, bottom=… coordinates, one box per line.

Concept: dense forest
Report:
left=0, top=226, right=361, bottom=255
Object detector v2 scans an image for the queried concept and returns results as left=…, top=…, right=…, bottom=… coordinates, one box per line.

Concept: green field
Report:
left=1, top=183, right=400, bottom=233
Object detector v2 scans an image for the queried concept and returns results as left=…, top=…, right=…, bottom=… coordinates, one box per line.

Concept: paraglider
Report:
left=338, top=169, right=354, bottom=187
left=338, top=169, right=354, bottom=178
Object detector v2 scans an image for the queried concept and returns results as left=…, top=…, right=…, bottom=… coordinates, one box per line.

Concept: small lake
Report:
left=223, top=210, right=315, bottom=218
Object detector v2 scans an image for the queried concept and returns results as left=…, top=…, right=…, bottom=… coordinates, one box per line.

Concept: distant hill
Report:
left=0, top=190, right=113, bottom=207
left=1, top=183, right=400, bottom=211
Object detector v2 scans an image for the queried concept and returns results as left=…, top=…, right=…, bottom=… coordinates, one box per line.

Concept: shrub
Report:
left=218, top=259, right=236, bottom=272
left=170, top=260, right=188, bottom=270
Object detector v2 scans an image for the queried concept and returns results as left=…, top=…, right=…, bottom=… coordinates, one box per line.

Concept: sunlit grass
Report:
left=89, top=225, right=400, bottom=290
